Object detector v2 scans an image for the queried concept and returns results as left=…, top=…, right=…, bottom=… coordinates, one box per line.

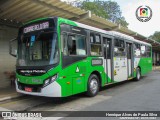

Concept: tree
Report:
left=81, top=1, right=108, bottom=19
left=69, top=0, right=129, bottom=28
left=98, top=0, right=129, bottom=27
left=149, top=31, right=160, bottom=42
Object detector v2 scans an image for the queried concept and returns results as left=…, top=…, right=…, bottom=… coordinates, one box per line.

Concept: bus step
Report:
left=104, top=82, right=117, bottom=86
left=128, top=77, right=134, bottom=80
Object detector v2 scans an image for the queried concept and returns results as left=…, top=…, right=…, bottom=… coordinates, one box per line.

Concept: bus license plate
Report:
left=25, top=87, right=32, bottom=92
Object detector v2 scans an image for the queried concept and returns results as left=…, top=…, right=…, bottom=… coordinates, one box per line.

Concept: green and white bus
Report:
left=10, top=17, right=152, bottom=97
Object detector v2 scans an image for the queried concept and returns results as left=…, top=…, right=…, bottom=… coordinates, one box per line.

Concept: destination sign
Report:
left=20, top=70, right=46, bottom=74
left=17, top=69, right=46, bottom=76
left=23, top=22, right=49, bottom=33
left=92, top=59, right=103, bottom=66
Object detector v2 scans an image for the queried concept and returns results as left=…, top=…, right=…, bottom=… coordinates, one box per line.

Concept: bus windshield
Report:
left=17, top=31, right=59, bottom=66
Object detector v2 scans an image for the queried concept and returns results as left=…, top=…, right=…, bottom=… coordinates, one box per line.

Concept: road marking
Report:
left=0, top=95, right=112, bottom=120
left=0, top=94, right=22, bottom=102
left=0, top=97, right=33, bottom=107
left=0, top=96, right=12, bottom=102
left=47, top=95, right=112, bottom=111
left=42, top=117, right=64, bottom=120
left=0, top=107, right=12, bottom=111
left=0, top=93, right=17, bottom=98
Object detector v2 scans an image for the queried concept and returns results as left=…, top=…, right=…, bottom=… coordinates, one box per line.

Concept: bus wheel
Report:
left=135, top=68, right=141, bottom=81
left=86, top=74, right=99, bottom=97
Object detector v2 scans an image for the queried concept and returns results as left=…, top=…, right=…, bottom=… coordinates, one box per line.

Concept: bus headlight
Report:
left=17, top=78, right=20, bottom=82
left=50, top=74, right=58, bottom=83
left=44, top=79, right=50, bottom=86
left=43, top=74, right=58, bottom=87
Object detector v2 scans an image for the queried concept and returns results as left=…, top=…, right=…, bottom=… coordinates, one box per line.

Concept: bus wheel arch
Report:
left=91, top=71, right=102, bottom=87
left=135, top=66, right=141, bottom=81
left=86, top=71, right=101, bottom=97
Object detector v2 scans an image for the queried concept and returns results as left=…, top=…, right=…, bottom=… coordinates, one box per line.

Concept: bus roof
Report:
left=108, top=31, right=151, bottom=46
left=61, top=18, right=152, bottom=46
left=25, top=17, right=151, bottom=46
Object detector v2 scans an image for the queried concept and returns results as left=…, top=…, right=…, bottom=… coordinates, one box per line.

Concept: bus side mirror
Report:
left=9, top=38, right=17, bottom=57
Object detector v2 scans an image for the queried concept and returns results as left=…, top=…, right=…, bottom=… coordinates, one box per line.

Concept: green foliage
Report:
left=116, top=17, right=129, bottom=28
left=69, top=0, right=129, bottom=28
left=149, top=31, right=160, bottom=42
left=81, top=1, right=108, bottom=19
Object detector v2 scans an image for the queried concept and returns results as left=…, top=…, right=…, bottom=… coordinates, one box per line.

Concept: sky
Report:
left=115, top=0, right=160, bottom=37
left=61, top=0, right=160, bottom=37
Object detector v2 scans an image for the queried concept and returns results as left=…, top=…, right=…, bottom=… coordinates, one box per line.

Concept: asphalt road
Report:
left=0, top=70, right=160, bottom=120
left=60, top=70, right=160, bottom=120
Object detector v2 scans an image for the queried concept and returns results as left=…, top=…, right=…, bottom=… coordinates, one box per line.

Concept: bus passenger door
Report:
left=113, top=39, right=127, bottom=82
left=103, top=37, right=113, bottom=84
left=126, top=43, right=134, bottom=78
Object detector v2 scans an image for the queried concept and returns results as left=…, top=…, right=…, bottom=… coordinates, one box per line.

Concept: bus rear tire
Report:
left=86, top=74, right=99, bottom=97
left=135, top=68, right=141, bottom=81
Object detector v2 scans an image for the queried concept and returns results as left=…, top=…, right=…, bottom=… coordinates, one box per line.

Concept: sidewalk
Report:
left=152, top=66, right=160, bottom=70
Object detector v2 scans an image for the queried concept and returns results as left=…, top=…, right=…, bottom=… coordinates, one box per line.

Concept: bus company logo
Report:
left=136, top=6, right=152, bottom=22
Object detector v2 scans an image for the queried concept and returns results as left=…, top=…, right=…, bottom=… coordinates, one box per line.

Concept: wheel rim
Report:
left=137, top=70, right=140, bottom=79
left=90, top=78, right=98, bottom=94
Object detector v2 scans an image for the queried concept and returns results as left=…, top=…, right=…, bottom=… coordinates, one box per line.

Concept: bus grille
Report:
left=17, top=82, right=43, bottom=92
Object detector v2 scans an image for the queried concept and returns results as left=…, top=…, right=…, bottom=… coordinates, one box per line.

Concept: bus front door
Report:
left=103, top=37, right=113, bottom=84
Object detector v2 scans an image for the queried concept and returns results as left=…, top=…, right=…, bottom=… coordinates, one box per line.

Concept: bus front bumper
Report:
left=15, top=80, right=62, bottom=97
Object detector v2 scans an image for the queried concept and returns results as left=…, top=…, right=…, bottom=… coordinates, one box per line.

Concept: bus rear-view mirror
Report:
left=9, top=38, right=17, bottom=57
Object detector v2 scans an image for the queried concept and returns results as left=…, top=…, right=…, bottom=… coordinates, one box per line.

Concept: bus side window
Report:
left=61, top=33, right=68, bottom=55
left=114, top=39, right=125, bottom=57
left=107, top=40, right=111, bottom=59
left=127, top=43, right=131, bottom=59
left=141, top=45, right=146, bottom=57
left=90, top=33, right=102, bottom=56
left=146, top=46, right=151, bottom=57
left=134, top=43, right=141, bottom=57
left=68, top=34, right=86, bottom=56
left=90, top=35, right=94, bottom=43
left=103, top=37, right=111, bottom=59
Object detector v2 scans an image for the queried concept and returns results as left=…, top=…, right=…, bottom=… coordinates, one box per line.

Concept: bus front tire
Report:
left=135, top=68, right=141, bottom=81
left=86, top=74, right=99, bottom=97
